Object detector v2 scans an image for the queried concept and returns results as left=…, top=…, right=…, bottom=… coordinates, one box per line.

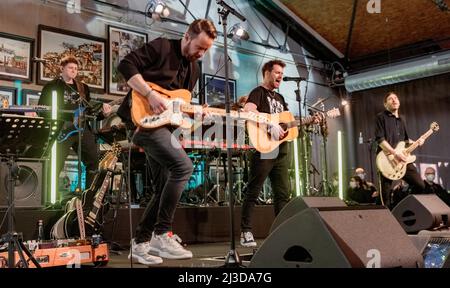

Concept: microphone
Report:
left=216, top=0, right=246, bottom=22
left=282, top=76, right=306, bottom=82
left=32, top=57, right=47, bottom=63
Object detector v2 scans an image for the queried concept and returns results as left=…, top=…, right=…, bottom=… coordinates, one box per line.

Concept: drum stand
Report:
left=204, top=151, right=225, bottom=205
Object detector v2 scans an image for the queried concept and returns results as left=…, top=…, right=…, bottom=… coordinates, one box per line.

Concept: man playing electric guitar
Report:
left=37, top=56, right=112, bottom=198
left=375, top=92, right=425, bottom=209
left=117, top=19, right=217, bottom=265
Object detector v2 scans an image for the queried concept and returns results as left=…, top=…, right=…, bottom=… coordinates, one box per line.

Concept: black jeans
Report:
left=57, top=128, right=98, bottom=193
left=241, top=143, right=291, bottom=232
left=379, top=163, right=425, bottom=209
left=133, top=127, right=193, bottom=243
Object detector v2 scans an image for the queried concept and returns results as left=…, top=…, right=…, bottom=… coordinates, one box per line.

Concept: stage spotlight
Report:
left=229, top=23, right=249, bottom=43
left=147, top=0, right=170, bottom=20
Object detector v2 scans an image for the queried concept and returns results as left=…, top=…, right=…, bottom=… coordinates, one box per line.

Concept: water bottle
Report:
left=37, top=220, right=44, bottom=242
left=359, top=132, right=363, bottom=144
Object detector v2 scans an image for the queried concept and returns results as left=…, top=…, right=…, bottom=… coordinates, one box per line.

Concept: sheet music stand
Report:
left=0, top=114, right=63, bottom=268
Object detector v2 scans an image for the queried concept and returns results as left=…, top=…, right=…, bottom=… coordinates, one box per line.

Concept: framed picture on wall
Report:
left=203, top=74, right=236, bottom=106
left=0, top=32, right=34, bottom=82
left=37, top=25, right=107, bottom=93
left=108, top=26, right=147, bottom=95
left=22, top=89, right=41, bottom=106
left=0, top=86, right=17, bottom=106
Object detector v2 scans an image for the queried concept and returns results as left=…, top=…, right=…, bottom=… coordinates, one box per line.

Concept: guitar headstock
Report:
left=111, top=142, right=122, bottom=157
left=326, top=107, right=341, bottom=118
left=430, top=122, right=439, bottom=132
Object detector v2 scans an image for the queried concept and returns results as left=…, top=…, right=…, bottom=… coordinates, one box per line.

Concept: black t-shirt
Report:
left=246, top=86, right=288, bottom=114
left=38, top=78, right=91, bottom=121
left=374, top=110, right=409, bottom=153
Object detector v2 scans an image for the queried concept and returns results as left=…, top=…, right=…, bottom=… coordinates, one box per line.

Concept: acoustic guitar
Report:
left=131, top=82, right=340, bottom=153
left=376, top=122, right=439, bottom=180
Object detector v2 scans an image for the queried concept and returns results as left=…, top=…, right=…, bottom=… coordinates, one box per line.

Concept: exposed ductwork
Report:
left=345, top=50, right=450, bottom=92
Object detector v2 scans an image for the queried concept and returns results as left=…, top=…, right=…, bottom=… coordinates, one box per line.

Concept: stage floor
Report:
left=103, top=241, right=261, bottom=268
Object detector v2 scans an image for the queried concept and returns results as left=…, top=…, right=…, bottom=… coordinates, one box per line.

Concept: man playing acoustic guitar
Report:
left=375, top=92, right=425, bottom=209
left=239, top=60, right=292, bottom=247
left=117, top=19, right=217, bottom=265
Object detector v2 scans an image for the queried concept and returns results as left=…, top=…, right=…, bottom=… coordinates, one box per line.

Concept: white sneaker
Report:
left=148, top=232, right=193, bottom=259
left=240, top=231, right=257, bottom=247
left=128, top=239, right=163, bottom=265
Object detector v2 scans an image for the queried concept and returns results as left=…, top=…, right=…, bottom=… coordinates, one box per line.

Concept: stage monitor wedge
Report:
left=270, top=196, right=346, bottom=233
left=250, top=207, right=423, bottom=268
left=392, top=194, right=450, bottom=233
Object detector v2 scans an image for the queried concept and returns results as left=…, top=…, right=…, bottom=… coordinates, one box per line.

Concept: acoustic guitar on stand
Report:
left=376, top=122, right=439, bottom=180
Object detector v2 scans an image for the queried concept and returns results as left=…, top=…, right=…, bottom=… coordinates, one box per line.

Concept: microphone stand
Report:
left=319, top=104, right=330, bottom=196
left=216, top=0, right=245, bottom=268
left=295, top=80, right=306, bottom=196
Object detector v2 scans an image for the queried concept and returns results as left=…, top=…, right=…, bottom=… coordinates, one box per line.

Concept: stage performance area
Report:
left=1, top=0, right=450, bottom=272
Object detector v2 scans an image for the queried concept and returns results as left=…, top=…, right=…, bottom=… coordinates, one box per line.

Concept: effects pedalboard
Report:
left=0, top=238, right=109, bottom=268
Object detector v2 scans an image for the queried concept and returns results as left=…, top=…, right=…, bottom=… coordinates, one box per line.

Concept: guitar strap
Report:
left=74, top=79, right=86, bottom=100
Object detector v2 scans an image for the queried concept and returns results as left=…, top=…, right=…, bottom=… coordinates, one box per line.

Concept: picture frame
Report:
left=0, top=32, right=34, bottom=82
left=108, top=25, right=147, bottom=95
left=37, top=25, right=107, bottom=93
left=22, top=89, right=41, bottom=106
left=203, top=74, right=236, bottom=106
left=0, top=86, right=17, bottom=106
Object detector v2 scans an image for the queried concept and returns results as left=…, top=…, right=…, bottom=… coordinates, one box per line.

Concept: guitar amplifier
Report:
left=0, top=160, right=44, bottom=208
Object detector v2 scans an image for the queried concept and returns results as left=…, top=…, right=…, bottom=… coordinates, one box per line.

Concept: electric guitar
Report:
left=57, top=97, right=124, bottom=143
left=131, top=82, right=267, bottom=130
left=376, top=122, right=439, bottom=180
left=131, top=82, right=341, bottom=153
left=51, top=144, right=121, bottom=239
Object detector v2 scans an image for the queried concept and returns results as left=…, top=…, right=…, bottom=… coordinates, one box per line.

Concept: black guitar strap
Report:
left=74, top=79, right=86, bottom=100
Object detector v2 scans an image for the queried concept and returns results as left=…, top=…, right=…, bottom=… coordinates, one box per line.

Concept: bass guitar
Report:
left=57, top=97, right=124, bottom=143
left=51, top=144, right=121, bottom=239
left=376, top=122, right=439, bottom=180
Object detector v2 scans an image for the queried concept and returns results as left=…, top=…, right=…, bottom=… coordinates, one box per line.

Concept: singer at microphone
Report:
left=282, top=76, right=306, bottom=82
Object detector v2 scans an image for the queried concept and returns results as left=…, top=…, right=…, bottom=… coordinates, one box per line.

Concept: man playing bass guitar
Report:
left=37, top=56, right=112, bottom=199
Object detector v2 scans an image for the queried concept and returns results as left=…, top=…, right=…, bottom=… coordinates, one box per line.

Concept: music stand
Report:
left=0, top=114, right=63, bottom=268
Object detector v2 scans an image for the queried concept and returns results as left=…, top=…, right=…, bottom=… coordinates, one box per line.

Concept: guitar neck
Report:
left=181, top=104, right=271, bottom=124
left=405, top=128, right=434, bottom=154
left=92, top=157, right=118, bottom=209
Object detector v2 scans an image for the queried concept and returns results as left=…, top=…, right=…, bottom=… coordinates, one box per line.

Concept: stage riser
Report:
left=0, top=206, right=275, bottom=246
